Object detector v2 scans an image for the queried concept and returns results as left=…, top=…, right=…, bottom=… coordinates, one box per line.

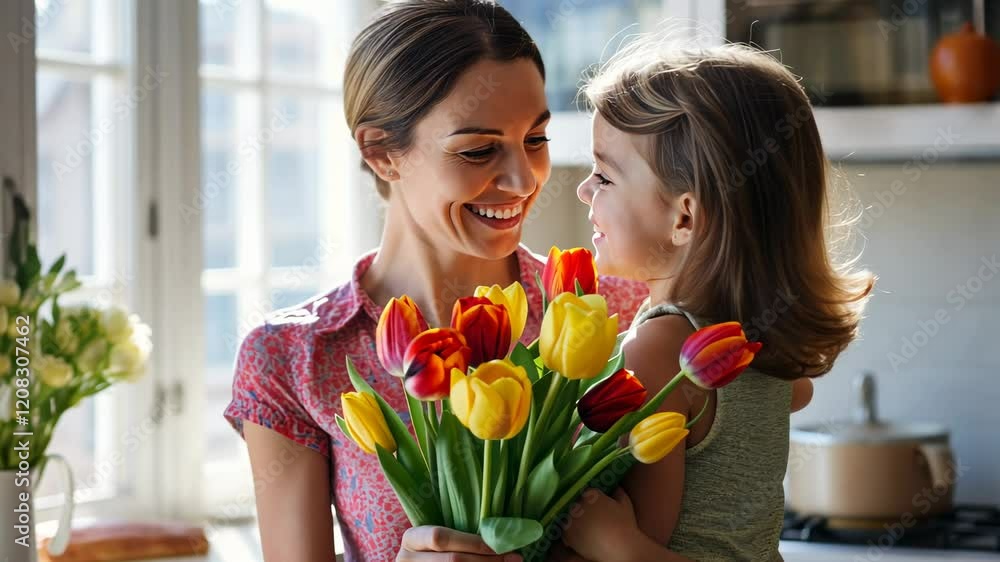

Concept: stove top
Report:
left=782, top=505, right=1000, bottom=552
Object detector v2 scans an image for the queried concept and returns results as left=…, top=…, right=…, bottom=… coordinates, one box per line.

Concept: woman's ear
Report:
left=355, top=125, right=397, bottom=182
left=671, top=192, right=697, bottom=247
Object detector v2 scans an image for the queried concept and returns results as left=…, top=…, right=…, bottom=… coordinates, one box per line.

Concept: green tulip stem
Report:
left=480, top=439, right=494, bottom=526
left=424, top=401, right=438, bottom=494
left=589, top=371, right=687, bottom=462
left=540, top=448, right=631, bottom=528
left=512, top=374, right=564, bottom=504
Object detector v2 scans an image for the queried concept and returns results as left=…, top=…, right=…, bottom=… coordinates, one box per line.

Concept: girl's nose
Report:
left=577, top=178, right=595, bottom=205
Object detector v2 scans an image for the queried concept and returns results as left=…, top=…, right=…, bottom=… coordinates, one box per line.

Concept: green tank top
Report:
left=630, top=302, right=791, bottom=562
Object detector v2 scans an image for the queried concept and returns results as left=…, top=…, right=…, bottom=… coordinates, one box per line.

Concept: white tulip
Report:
left=102, top=306, right=134, bottom=344
left=0, top=280, right=20, bottom=307
left=55, top=318, right=79, bottom=354
left=108, top=340, right=149, bottom=382
left=76, top=340, right=107, bottom=373
left=35, top=355, right=74, bottom=388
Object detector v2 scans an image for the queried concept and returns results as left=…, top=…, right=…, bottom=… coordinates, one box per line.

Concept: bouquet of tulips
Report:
left=337, top=247, right=761, bottom=559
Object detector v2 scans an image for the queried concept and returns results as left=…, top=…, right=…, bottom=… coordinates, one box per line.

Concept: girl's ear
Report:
left=671, top=192, right=697, bottom=247
left=355, top=125, right=398, bottom=182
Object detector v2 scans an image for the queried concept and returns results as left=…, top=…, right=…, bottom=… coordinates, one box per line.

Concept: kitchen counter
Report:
left=42, top=521, right=1000, bottom=561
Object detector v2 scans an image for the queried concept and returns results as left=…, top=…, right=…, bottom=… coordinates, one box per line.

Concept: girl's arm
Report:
left=245, top=421, right=337, bottom=562
left=562, top=315, right=700, bottom=562
left=791, top=377, right=814, bottom=412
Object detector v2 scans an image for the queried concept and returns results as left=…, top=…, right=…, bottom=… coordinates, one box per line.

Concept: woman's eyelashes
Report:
left=457, top=136, right=551, bottom=162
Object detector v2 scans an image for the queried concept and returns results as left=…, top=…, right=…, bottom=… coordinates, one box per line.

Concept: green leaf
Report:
left=479, top=517, right=543, bottom=554
left=575, top=279, right=584, bottom=297
left=376, top=444, right=442, bottom=527
left=436, top=411, right=481, bottom=533
left=345, top=358, right=428, bottom=485
left=510, top=342, right=539, bottom=383
left=558, top=444, right=593, bottom=482
left=523, top=451, right=560, bottom=520
left=334, top=414, right=352, bottom=442
left=47, top=254, right=66, bottom=276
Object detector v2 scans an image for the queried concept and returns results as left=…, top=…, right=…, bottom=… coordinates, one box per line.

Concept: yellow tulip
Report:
left=341, top=392, right=397, bottom=455
left=629, top=411, right=689, bottom=464
left=539, top=292, right=618, bottom=380
left=474, top=281, right=528, bottom=345
left=450, top=360, right=531, bottom=440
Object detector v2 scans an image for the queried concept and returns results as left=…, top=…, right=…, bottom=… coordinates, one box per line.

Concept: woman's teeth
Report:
left=469, top=204, right=522, bottom=219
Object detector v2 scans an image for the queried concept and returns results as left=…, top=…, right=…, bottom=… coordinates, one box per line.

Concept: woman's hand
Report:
left=561, top=488, right=643, bottom=562
left=397, top=526, right=523, bottom=562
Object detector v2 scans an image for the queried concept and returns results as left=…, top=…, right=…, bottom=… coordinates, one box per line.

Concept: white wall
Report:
left=795, top=160, right=1000, bottom=504
left=531, top=160, right=1000, bottom=504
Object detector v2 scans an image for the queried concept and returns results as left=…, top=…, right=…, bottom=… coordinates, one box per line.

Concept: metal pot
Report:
left=787, top=373, right=956, bottom=521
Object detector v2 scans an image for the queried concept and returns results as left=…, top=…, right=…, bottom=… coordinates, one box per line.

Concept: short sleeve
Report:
left=599, top=274, right=649, bottom=328
left=223, top=323, right=331, bottom=458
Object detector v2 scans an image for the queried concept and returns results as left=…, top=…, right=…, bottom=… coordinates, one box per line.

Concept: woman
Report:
left=222, top=2, right=647, bottom=561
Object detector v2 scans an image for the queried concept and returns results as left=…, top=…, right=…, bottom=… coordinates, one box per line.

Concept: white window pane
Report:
left=36, top=0, right=127, bottom=61
left=37, top=71, right=95, bottom=276
left=200, top=0, right=260, bottom=77
left=266, top=0, right=342, bottom=85
left=205, top=293, right=239, bottom=379
left=35, top=0, right=92, bottom=55
left=500, top=0, right=663, bottom=111
left=267, top=96, right=323, bottom=268
left=200, top=88, right=246, bottom=269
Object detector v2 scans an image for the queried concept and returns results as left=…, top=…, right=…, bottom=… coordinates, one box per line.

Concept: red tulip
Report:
left=450, top=296, right=511, bottom=367
left=542, top=246, right=598, bottom=299
left=376, top=295, right=429, bottom=377
left=403, top=328, right=471, bottom=400
left=577, top=368, right=648, bottom=432
left=680, top=322, right=762, bottom=389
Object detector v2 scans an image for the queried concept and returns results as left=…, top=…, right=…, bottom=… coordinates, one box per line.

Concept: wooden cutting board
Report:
left=39, top=521, right=210, bottom=561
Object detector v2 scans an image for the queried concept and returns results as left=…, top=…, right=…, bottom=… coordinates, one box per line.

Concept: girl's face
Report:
left=577, top=113, right=685, bottom=281
left=390, top=58, right=551, bottom=260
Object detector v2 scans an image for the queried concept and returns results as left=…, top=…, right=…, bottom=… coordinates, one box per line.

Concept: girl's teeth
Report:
left=502, top=209, right=512, bottom=219
left=486, top=209, right=495, bottom=218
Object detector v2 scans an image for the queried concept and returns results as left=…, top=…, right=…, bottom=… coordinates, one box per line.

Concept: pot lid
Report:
left=791, top=372, right=950, bottom=445
left=791, top=420, right=950, bottom=445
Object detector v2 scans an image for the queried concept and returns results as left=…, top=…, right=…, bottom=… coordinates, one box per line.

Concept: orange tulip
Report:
left=680, top=322, right=762, bottom=389
left=376, top=295, right=429, bottom=377
left=450, top=296, right=511, bottom=367
left=541, top=246, right=598, bottom=299
left=403, top=328, right=471, bottom=400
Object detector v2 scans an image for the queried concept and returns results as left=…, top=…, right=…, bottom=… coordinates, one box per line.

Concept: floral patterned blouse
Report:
left=224, top=244, right=648, bottom=562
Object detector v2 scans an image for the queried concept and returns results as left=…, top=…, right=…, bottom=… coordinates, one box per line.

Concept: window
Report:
left=500, top=0, right=666, bottom=111
left=198, top=0, right=361, bottom=510
left=34, top=0, right=140, bottom=509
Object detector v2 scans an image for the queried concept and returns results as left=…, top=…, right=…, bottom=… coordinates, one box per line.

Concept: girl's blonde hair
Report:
left=585, top=41, right=874, bottom=379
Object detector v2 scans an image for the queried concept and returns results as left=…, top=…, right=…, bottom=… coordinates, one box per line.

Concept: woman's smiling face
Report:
left=389, top=58, right=551, bottom=260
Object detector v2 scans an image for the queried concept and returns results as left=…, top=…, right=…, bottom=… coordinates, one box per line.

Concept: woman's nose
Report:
left=577, top=178, right=594, bottom=205
left=497, top=149, right=537, bottom=197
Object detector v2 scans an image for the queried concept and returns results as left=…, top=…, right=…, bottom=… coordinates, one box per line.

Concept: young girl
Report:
left=556, top=42, right=874, bottom=561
